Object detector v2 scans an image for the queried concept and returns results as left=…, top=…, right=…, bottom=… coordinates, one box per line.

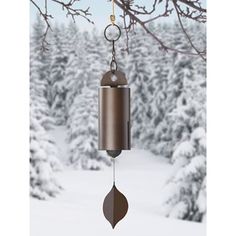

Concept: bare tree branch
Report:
left=174, top=1, right=206, bottom=23
left=130, top=0, right=158, bottom=15
left=51, top=0, right=94, bottom=23
left=172, top=0, right=206, bottom=61
left=178, top=0, right=206, bottom=13
left=143, top=0, right=173, bottom=24
left=31, top=0, right=53, bottom=51
left=122, top=9, right=130, bottom=54
left=114, top=0, right=206, bottom=58
left=30, top=0, right=93, bottom=50
left=31, top=0, right=206, bottom=59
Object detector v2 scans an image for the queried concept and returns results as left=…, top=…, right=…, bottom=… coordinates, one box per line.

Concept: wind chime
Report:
left=98, top=0, right=130, bottom=229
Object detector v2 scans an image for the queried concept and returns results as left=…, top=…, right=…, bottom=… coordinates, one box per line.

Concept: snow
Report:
left=31, top=149, right=205, bottom=236
left=191, top=127, right=206, bottom=142
left=49, top=125, right=69, bottom=163
left=172, top=141, right=195, bottom=162
left=30, top=19, right=206, bottom=232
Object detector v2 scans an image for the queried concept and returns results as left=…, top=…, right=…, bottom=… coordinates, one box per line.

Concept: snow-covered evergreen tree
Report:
left=67, top=87, right=109, bottom=169
left=160, top=127, right=206, bottom=221
left=125, top=27, right=151, bottom=145
left=30, top=17, right=62, bottom=199
left=30, top=109, right=62, bottom=199
left=66, top=29, right=110, bottom=168
left=63, top=22, right=82, bottom=118
left=30, top=20, right=206, bottom=213
left=140, top=23, right=172, bottom=150
left=155, top=24, right=206, bottom=221
left=149, top=23, right=206, bottom=158
left=196, top=176, right=206, bottom=222
left=48, top=24, right=69, bottom=125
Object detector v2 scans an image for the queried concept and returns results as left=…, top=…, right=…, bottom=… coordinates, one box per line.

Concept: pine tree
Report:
left=125, top=27, right=151, bottom=146
left=67, top=87, right=109, bottom=169
left=149, top=23, right=199, bottom=158
left=29, top=20, right=206, bottom=210
left=66, top=29, right=110, bottom=168
left=160, top=127, right=206, bottom=222
left=30, top=109, right=62, bottom=199
left=140, top=23, right=172, bottom=150
left=196, top=176, right=206, bottom=222
left=155, top=23, right=207, bottom=222
left=30, top=17, right=62, bottom=199
left=48, top=24, right=69, bottom=125
left=64, top=22, right=82, bottom=119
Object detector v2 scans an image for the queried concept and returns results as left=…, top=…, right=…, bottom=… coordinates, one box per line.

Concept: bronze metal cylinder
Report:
left=98, top=87, right=130, bottom=151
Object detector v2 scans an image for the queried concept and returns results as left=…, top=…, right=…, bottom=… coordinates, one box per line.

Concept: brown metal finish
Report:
left=99, top=87, right=130, bottom=151
left=103, top=184, right=129, bottom=228
left=101, top=71, right=127, bottom=87
left=102, top=22, right=130, bottom=229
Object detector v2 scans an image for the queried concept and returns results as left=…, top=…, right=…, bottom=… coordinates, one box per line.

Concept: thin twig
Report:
left=114, top=0, right=206, bottom=57
left=51, top=0, right=94, bottom=24
left=172, top=0, right=206, bottom=61
left=31, top=0, right=53, bottom=51
left=143, top=0, right=173, bottom=24
left=31, top=0, right=206, bottom=59
left=178, top=0, right=206, bottom=13
left=30, top=0, right=94, bottom=50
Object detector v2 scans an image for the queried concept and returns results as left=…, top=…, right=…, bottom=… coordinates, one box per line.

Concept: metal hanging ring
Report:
left=110, top=60, right=118, bottom=72
left=104, top=24, right=121, bottom=42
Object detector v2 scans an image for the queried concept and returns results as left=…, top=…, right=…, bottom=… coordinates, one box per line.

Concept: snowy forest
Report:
left=30, top=15, right=206, bottom=230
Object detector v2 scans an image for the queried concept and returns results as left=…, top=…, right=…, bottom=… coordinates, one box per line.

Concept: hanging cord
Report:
left=104, top=1, right=120, bottom=185
left=110, top=0, right=116, bottom=25
left=112, top=157, right=116, bottom=185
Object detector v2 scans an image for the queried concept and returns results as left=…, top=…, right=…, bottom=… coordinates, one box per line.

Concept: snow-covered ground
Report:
left=50, top=126, right=69, bottom=163
left=30, top=149, right=205, bottom=236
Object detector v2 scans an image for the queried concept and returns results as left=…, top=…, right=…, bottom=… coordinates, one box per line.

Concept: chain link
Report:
left=104, top=0, right=120, bottom=73
left=110, top=40, right=117, bottom=72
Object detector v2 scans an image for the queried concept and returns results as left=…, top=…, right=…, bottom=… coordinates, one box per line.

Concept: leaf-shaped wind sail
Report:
left=103, top=184, right=128, bottom=228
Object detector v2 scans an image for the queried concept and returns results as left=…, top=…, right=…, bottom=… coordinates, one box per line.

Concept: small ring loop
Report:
left=110, top=60, right=117, bottom=72
left=104, top=24, right=121, bottom=42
